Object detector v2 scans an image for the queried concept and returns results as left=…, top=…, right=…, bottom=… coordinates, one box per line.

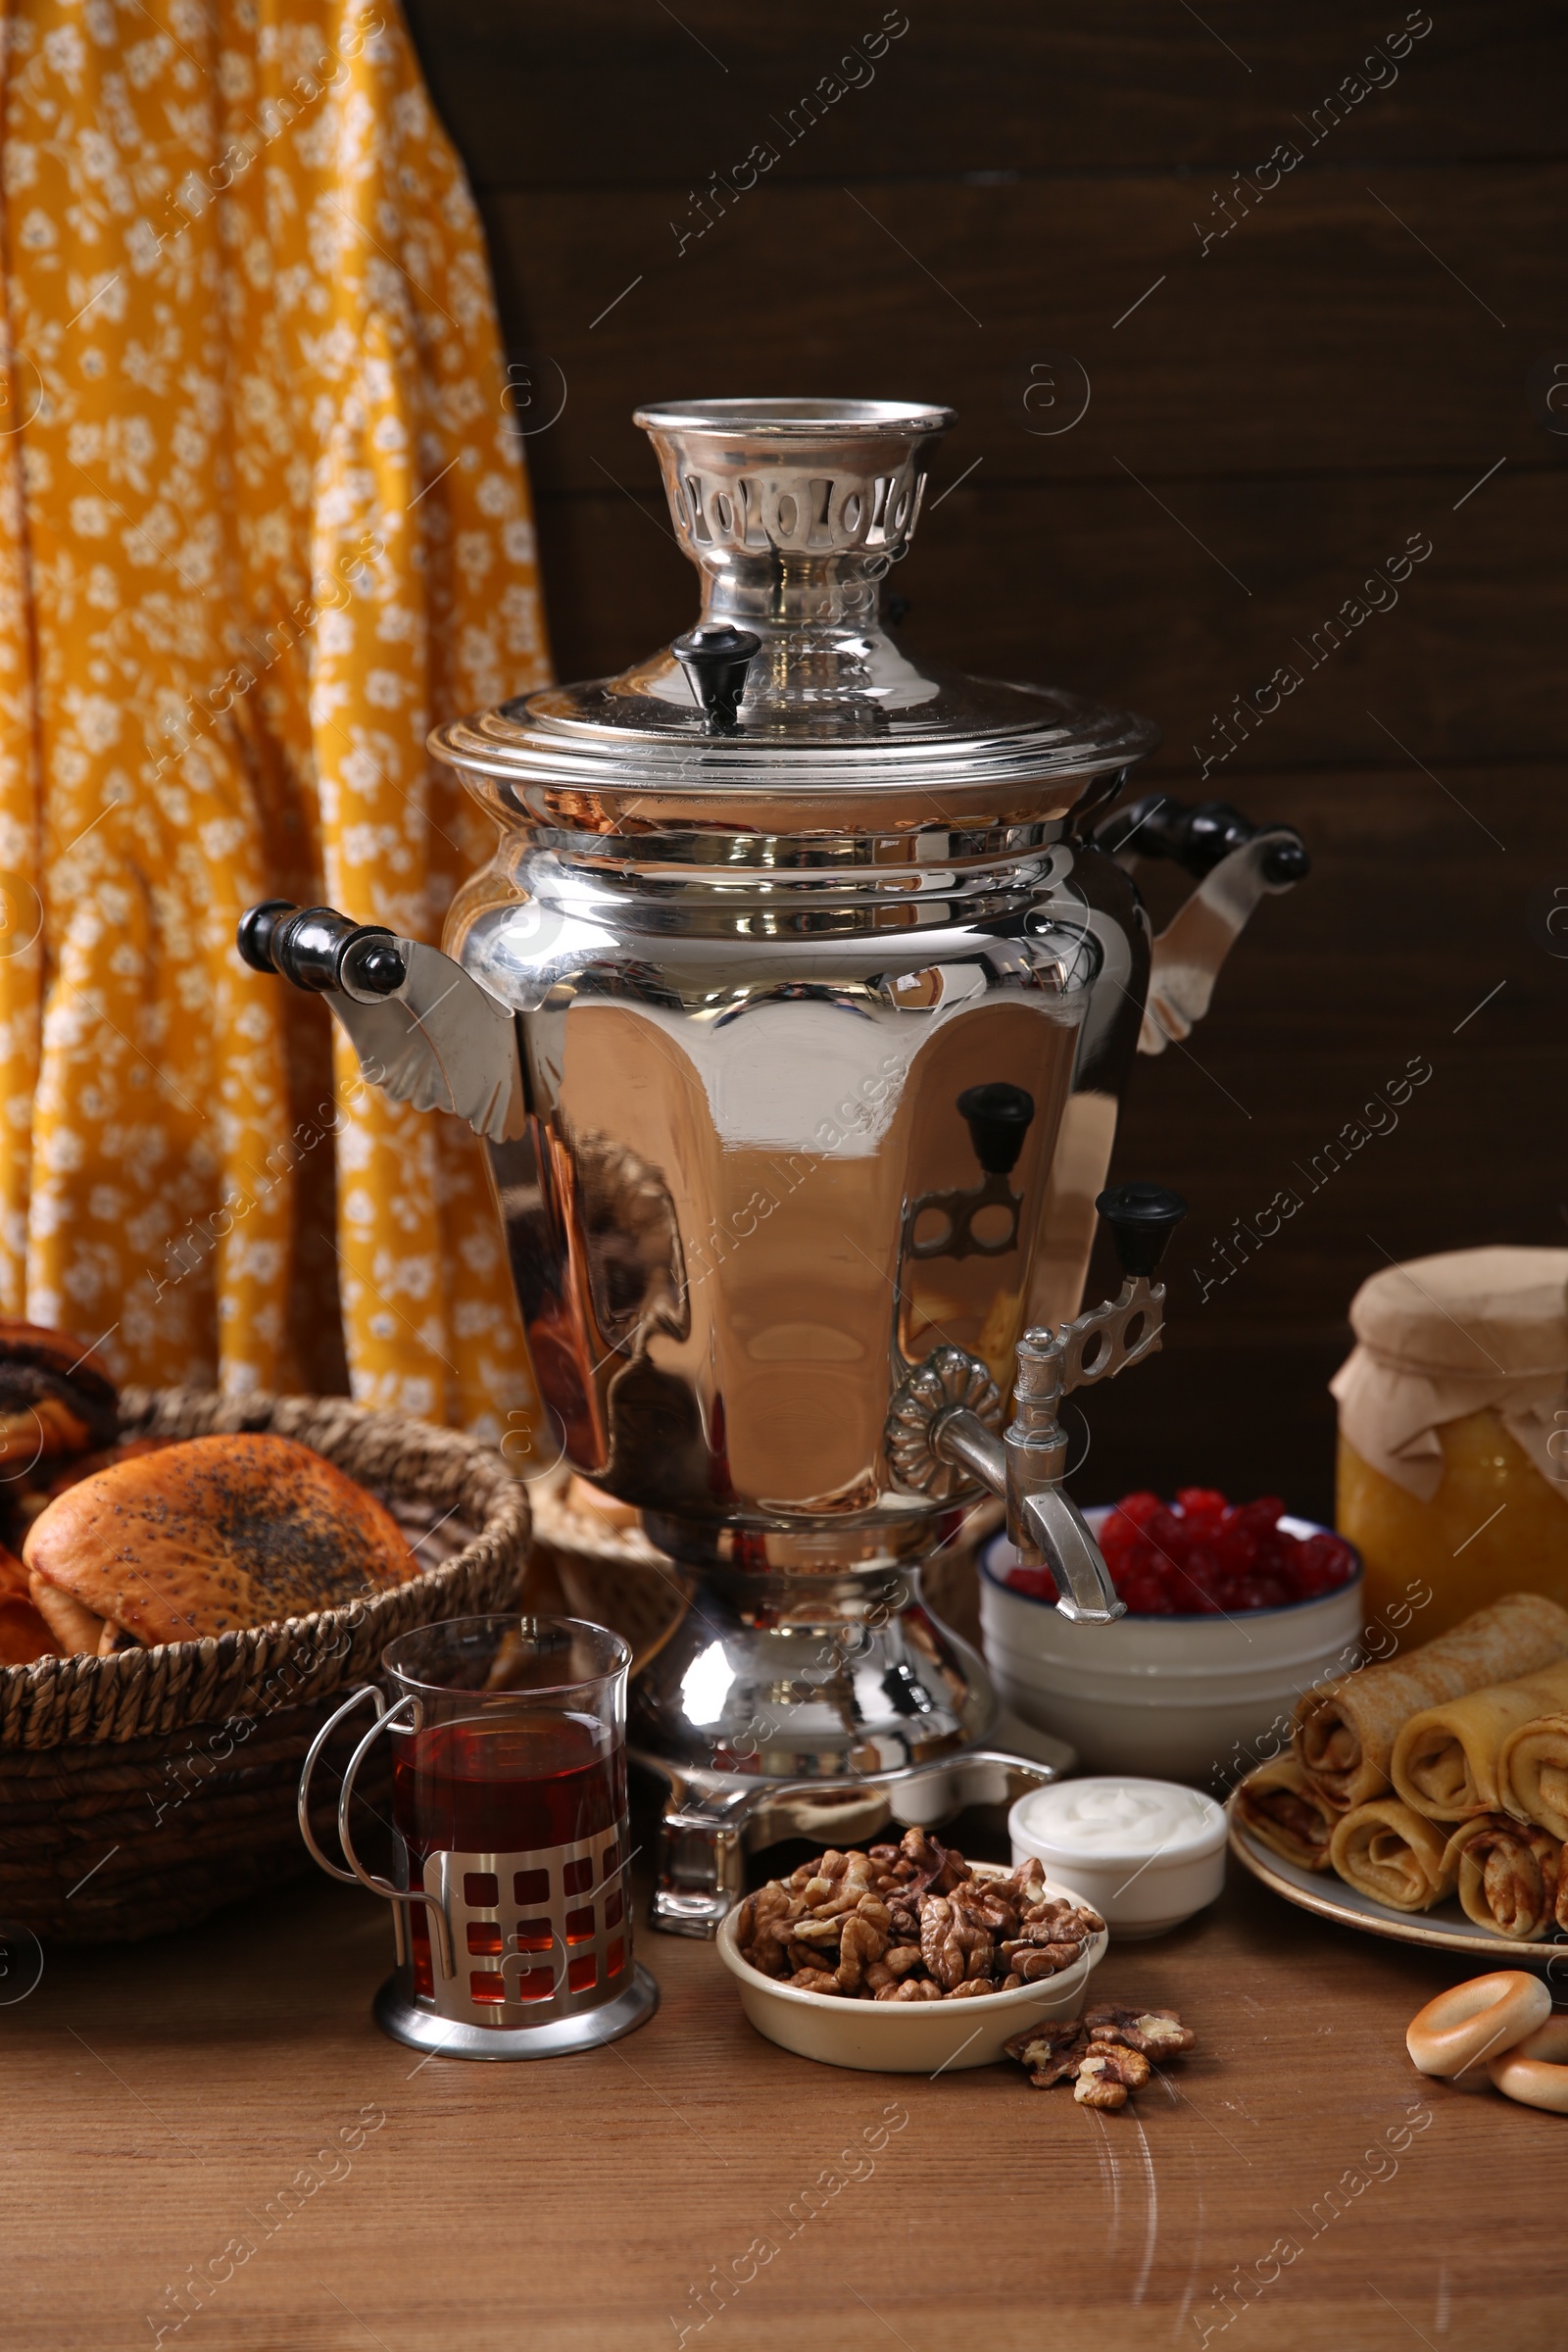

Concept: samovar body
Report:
left=242, top=401, right=1304, bottom=1929
left=453, top=828, right=1099, bottom=1552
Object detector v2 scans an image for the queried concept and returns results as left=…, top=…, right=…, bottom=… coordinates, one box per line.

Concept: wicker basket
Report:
left=526, top=1473, right=692, bottom=1677
left=0, top=1389, right=531, bottom=1944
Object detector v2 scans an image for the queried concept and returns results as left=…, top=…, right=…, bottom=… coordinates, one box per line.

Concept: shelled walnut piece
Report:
left=1004, top=2003, right=1198, bottom=2110
left=733, top=1829, right=1104, bottom=2000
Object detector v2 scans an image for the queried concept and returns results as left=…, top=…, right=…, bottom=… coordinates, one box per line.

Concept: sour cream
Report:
left=1008, top=1777, right=1227, bottom=1938
left=1016, top=1777, right=1223, bottom=1857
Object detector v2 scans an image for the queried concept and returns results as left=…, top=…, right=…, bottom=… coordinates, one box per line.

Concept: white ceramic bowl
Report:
left=980, top=1510, right=1363, bottom=1788
left=1008, top=1777, right=1227, bottom=1938
left=715, top=1863, right=1107, bottom=2073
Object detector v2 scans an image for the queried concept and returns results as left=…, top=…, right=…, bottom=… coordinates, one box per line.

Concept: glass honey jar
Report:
left=1333, top=1249, right=1568, bottom=1642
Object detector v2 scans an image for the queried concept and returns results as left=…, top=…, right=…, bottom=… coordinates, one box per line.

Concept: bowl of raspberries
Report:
left=718, top=1826, right=1108, bottom=2072
left=979, top=1490, right=1364, bottom=1787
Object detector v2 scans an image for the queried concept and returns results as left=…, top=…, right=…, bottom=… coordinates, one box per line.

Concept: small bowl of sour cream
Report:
left=1008, top=1777, right=1227, bottom=1938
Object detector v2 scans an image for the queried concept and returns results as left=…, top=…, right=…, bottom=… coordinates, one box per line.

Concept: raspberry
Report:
left=1174, top=1486, right=1228, bottom=1530
left=1294, top=1533, right=1355, bottom=1595
left=1099, top=1508, right=1139, bottom=1567
left=1006, top=1563, right=1059, bottom=1603
left=1117, top=1492, right=1165, bottom=1529
left=1235, top=1570, right=1293, bottom=1610
left=1001, top=1491, right=1353, bottom=1615
left=1103, top=1490, right=1352, bottom=1615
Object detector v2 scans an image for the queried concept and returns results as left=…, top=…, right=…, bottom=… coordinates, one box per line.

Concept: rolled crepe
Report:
left=1443, top=1815, right=1562, bottom=1941
left=1329, top=1800, right=1458, bottom=1912
left=1497, top=1713, right=1568, bottom=1841
left=1294, top=1592, right=1568, bottom=1812
left=1392, top=1660, right=1568, bottom=1822
left=1233, top=1757, right=1337, bottom=1872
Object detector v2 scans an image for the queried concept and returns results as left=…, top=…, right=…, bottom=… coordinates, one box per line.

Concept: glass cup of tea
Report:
left=299, top=1615, right=658, bottom=2058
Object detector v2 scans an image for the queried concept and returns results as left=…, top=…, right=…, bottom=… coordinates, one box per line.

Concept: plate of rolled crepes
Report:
left=1229, top=1591, right=1568, bottom=1955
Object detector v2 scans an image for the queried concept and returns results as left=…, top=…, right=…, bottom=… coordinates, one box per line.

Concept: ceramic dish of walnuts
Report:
left=716, top=1827, right=1110, bottom=2074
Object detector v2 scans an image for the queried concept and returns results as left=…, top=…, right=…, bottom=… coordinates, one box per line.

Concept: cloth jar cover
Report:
left=1330, top=1247, right=1568, bottom=1504
left=0, top=0, right=550, bottom=1436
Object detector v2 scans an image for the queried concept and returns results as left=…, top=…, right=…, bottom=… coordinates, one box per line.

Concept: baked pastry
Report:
left=1328, top=1798, right=1456, bottom=1911
left=0, top=1539, right=56, bottom=1664
left=1232, top=1755, right=1336, bottom=1871
left=43, top=1435, right=175, bottom=1498
left=0, top=1315, right=118, bottom=1465
left=566, top=1474, right=640, bottom=1532
left=24, top=1433, right=416, bottom=1648
left=1443, top=1814, right=1561, bottom=1940
left=1406, top=1969, right=1550, bottom=2079
left=1497, top=1712, right=1568, bottom=1840
left=0, top=1436, right=178, bottom=1568
left=1293, top=1592, right=1568, bottom=1811
left=1392, top=1660, right=1568, bottom=1821
left=1487, top=2015, right=1568, bottom=2112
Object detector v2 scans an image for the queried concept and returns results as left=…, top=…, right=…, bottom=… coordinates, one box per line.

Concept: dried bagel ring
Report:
left=1406, top=1970, right=1550, bottom=2079
left=1487, top=2015, right=1568, bottom=2114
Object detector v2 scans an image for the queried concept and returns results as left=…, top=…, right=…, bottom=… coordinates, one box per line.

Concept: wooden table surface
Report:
left=5, top=1853, right=1565, bottom=2352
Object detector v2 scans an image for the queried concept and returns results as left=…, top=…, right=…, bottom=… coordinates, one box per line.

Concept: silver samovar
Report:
left=241, top=401, right=1306, bottom=1931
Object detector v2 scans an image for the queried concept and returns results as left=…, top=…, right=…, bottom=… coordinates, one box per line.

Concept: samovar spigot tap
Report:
left=887, top=1184, right=1187, bottom=1625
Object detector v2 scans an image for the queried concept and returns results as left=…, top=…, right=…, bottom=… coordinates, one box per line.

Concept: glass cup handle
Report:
left=298, top=1685, right=385, bottom=1886
left=298, top=1686, right=416, bottom=1973
left=337, top=1691, right=457, bottom=1983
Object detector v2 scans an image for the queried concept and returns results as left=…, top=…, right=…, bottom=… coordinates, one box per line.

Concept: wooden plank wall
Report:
left=401, top=0, right=1567, bottom=1521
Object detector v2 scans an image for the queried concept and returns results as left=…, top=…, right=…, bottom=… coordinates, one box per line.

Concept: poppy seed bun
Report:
left=0, top=1315, right=118, bottom=1464
left=0, top=1601, right=55, bottom=1664
left=0, top=1538, right=56, bottom=1661
left=0, top=1539, right=30, bottom=1603
left=26, top=1570, right=103, bottom=1656
left=23, top=1433, right=416, bottom=1644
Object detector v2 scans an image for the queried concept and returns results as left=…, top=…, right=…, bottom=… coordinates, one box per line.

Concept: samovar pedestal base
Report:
left=622, top=1541, right=1075, bottom=1933
left=632, top=1746, right=1071, bottom=1936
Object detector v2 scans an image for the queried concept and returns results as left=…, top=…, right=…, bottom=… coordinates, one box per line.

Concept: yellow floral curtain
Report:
left=0, top=0, right=549, bottom=1440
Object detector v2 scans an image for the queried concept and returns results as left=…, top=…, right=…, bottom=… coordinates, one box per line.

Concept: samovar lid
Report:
left=431, top=400, right=1156, bottom=823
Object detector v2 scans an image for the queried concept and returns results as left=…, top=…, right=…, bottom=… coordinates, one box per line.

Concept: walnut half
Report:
left=1084, top=2003, right=1197, bottom=2057
left=1074, top=2051, right=1136, bottom=2110
left=1005, top=2003, right=1195, bottom=2107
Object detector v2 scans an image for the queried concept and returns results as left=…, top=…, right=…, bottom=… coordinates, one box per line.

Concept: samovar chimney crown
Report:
left=633, top=398, right=955, bottom=699
left=633, top=396, right=954, bottom=571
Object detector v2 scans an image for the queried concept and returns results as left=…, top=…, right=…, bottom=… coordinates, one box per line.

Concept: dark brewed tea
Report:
left=392, top=1710, right=624, bottom=1866
left=394, top=1710, right=626, bottom=2001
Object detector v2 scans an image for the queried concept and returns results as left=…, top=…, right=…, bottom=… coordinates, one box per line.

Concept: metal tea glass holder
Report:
left=299, top=1615, right=658, bottom=2057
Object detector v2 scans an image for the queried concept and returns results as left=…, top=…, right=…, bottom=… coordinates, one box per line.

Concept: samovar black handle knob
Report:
left=671, top=623, right=761, bottom=734
left=1258, top=833, right=1310, bottom=885
left=236, top=901, right=406, bottom=998
left=1095, top=1182, right=1188, bottom=1279
left=956, top=1082, right=1035, bottom=1175
left=1096, top=792, right=1309, bottom=885
left=236, top=899, right=297, bottom=975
